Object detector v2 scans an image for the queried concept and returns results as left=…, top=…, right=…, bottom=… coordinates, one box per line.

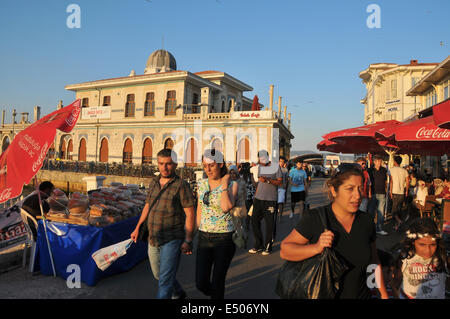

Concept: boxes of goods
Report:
left=68, top=192, right=90, bottom=216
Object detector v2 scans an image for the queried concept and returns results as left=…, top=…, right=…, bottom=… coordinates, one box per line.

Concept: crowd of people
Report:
left=128, top=147, right=320, bottom=299
left=21, top=147, right=449, bottom=299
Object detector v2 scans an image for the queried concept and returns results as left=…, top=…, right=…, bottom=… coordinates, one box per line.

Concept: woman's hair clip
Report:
left=406, top=230, right=440, bottom=240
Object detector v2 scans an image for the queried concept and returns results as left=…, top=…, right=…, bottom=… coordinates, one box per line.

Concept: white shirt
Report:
left=401, top=254, right=446, bottom=299
left=250, top=165, right=259, bottom=184
left=389, top=166, right=409, bottom=195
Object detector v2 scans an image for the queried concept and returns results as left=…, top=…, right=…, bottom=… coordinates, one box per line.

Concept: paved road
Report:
left=0, top=178, right=402, bottom=299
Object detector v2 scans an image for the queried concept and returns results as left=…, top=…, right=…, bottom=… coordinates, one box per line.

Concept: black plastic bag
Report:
left=275, top=207, right=349, bottom=299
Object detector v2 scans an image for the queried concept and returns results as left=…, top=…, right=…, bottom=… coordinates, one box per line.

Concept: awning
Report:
left=433, top=98, right=450, bottom=130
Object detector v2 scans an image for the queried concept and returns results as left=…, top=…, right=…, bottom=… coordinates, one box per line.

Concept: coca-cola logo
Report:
left=0, top=187, right=12, bottom=202
left=416, top=127, right=450, bottom=140
left=65, top=104, right=81, bottom=127
left=32, top=142, right=49, bottom=172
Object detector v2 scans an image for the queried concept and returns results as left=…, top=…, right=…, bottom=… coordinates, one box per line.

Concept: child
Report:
left=392, top=218, right=449, bottom=299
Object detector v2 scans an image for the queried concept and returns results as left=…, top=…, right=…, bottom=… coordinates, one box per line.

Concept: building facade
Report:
left=359, top=60, right=438, bottom=124
left=1, top=50, right=294, bottom=167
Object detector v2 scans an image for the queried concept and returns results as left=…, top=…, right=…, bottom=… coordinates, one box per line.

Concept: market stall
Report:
left=34, top=184, right=149, bottom=286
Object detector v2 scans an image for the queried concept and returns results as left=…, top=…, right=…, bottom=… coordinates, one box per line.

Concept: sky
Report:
left=0, top=0, right=449, bottom=152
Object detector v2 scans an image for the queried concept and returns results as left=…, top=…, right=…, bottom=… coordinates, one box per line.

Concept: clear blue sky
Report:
left=0, top=0, right=449, bottom=151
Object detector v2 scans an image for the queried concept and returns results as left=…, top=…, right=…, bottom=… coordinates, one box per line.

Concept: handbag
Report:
left=275, top=206, right=349, bottom=299
left=232, top=217, right=247, bottom=249
left=137, top=179, right=171, bottom=242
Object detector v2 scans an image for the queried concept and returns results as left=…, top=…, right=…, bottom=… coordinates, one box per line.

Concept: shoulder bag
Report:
left=275, top=206, right=349, bottom=299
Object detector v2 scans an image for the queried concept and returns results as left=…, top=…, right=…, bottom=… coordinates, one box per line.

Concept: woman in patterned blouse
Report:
left=195, top=148, right=239, bottom=299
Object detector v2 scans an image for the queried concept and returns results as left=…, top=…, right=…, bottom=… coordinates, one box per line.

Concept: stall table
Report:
left=35, top=216, right=147, bottom=286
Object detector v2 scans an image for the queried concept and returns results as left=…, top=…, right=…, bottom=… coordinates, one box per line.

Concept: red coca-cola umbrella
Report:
left=433, top=99, right=450, bottom=129
left=376, top=115, right=450, bottom=155
left=0, top=99, right=81, bottom=202
left=251, top=95, right=261, bottom=111
left=320, top=120, right=402, bottom=154
left=317, top=139, right=354, bottom=153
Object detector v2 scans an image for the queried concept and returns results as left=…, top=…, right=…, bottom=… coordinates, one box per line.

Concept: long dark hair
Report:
left=399, top=218, right=448, bottom=273
left=202, top=148, right=228, bottom=178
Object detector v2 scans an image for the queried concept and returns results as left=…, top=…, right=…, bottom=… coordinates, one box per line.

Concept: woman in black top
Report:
left=280, top=163, right=389, bottom=299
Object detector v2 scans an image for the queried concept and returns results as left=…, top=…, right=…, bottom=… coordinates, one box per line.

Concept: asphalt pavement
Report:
left=0, top=177, right=403, bottom=299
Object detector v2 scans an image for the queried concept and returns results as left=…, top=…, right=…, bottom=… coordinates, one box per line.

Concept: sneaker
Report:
left=248, top=248, right=262, bottom=254
left=377, top=230, right=388, bottom=236
left=289, top=212, right=294, bottom=218
left=261, top=250, right=270, bottom=256
left=172, top=290, right=187, bottom=300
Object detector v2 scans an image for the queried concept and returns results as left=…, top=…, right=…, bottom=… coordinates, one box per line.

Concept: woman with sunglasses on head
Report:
left=195, top=149, right=239, bottom=299
left=280, top=163, right=389, bottom=299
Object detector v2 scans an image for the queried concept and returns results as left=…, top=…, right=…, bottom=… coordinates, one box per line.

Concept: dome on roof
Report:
left=144, top=49, right=177, bottom=74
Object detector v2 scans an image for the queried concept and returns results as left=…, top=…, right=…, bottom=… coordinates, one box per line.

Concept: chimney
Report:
left=12, top=109, right=17, bottom=124
left=21, top=112, right=29, bottom=124
left=283, top=106, right=287, bottom=122
left=2, top=110, right=5, bottom=126
left=410, top=59, right=418, bottom=65
left=277, top=96, right=282, bottom=118
left=34, top=106, right=41, bottom=122
left=269, top=85, right=274, bottom=111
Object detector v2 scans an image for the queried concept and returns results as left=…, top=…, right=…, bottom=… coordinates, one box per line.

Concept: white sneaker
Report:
left=248, top=248, right=262, bottom=254
left=261, top=250, right=270, bottom=256
left=377, top=230, right=388, bottom=236
left=289, top=212, right=294, bottom=218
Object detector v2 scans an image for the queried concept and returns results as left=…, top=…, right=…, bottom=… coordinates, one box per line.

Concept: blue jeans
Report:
left=147, top=239, right=183, bottom=299
left=370, top=194, right=385, bottom=231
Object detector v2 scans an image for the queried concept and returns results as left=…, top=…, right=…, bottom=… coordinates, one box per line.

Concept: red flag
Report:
left=0, top=99, right=81, bottom=203
left=251, top=95, right=260, bottom=111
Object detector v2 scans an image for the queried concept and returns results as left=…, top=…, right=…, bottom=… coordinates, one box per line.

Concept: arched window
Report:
left=99, top=138, right=109, bottom=163
left=125, top=94, right=135, bottom=117
left=2, top=136, right=10, bottom=153
left=165, top=91, right=177, bottom=115
left=221, top=101, right=225, bottom=113
left=78, top=138, right=87, bottom=162
left=185, top=138, right=198, bottom=167
left=67, top=139, right=73, bottom=160
left=211, top=138, right=223, bottom=153
left=228, top=100, right=232, bottom=112
left=237, top=138, right=250, bottom=163
left=60, top=139, right=66, bottom=160
left=164, top=138, right=174, bottom=150
left=142, top=138, right=153, bottom=165
left=123, top=138, right=133, bottom=164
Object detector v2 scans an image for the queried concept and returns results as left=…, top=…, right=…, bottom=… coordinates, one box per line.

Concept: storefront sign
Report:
left=231, top=110, right=272, bottom=120
left=81, top=106, right=111, bottom=120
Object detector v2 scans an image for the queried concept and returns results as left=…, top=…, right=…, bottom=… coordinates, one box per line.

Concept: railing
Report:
left=184, top=114, right=201, bottom=120
left=208, top=113, right=230, bottom=120
left=41, top=159, right=202, bottom=181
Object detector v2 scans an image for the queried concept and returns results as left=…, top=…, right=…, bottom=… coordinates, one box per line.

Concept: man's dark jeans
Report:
left=391, top=194, right=405, bottom=220
left=195, top=231, right=236, bottom=299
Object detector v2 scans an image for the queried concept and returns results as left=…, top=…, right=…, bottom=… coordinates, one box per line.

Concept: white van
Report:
left=323, top=155, right=340, bottom=176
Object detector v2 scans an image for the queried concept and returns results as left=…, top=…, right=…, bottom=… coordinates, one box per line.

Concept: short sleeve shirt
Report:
left=289, top=168, right=307, bottom=192
left=197, top=179, right=235, bottom=233
left=401, top=254, right=446, bottom=299
left=368, top=166, right=387, bottom=195
left=389, top=166, right=409, bottom=195
left=145, top=175, right=194, bottom=247
left=294, top=204, right=376, bottom=299
left=254, top=164, right=282, bottom=201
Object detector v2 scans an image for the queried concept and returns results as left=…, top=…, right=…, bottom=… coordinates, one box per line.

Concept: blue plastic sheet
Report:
left=35, top=216, right=147, bottom=286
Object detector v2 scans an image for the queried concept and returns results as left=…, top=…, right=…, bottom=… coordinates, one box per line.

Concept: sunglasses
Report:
left=334, top=163, right=363, bottom=175
left=203, top=190, right=211, bottom=206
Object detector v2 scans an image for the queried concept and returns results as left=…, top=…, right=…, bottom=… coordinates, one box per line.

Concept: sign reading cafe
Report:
left=82, top=106, right=111, bottom=120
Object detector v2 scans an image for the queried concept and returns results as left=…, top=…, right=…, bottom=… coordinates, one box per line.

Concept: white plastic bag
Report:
left=91, top=238, right=133, bottom=271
